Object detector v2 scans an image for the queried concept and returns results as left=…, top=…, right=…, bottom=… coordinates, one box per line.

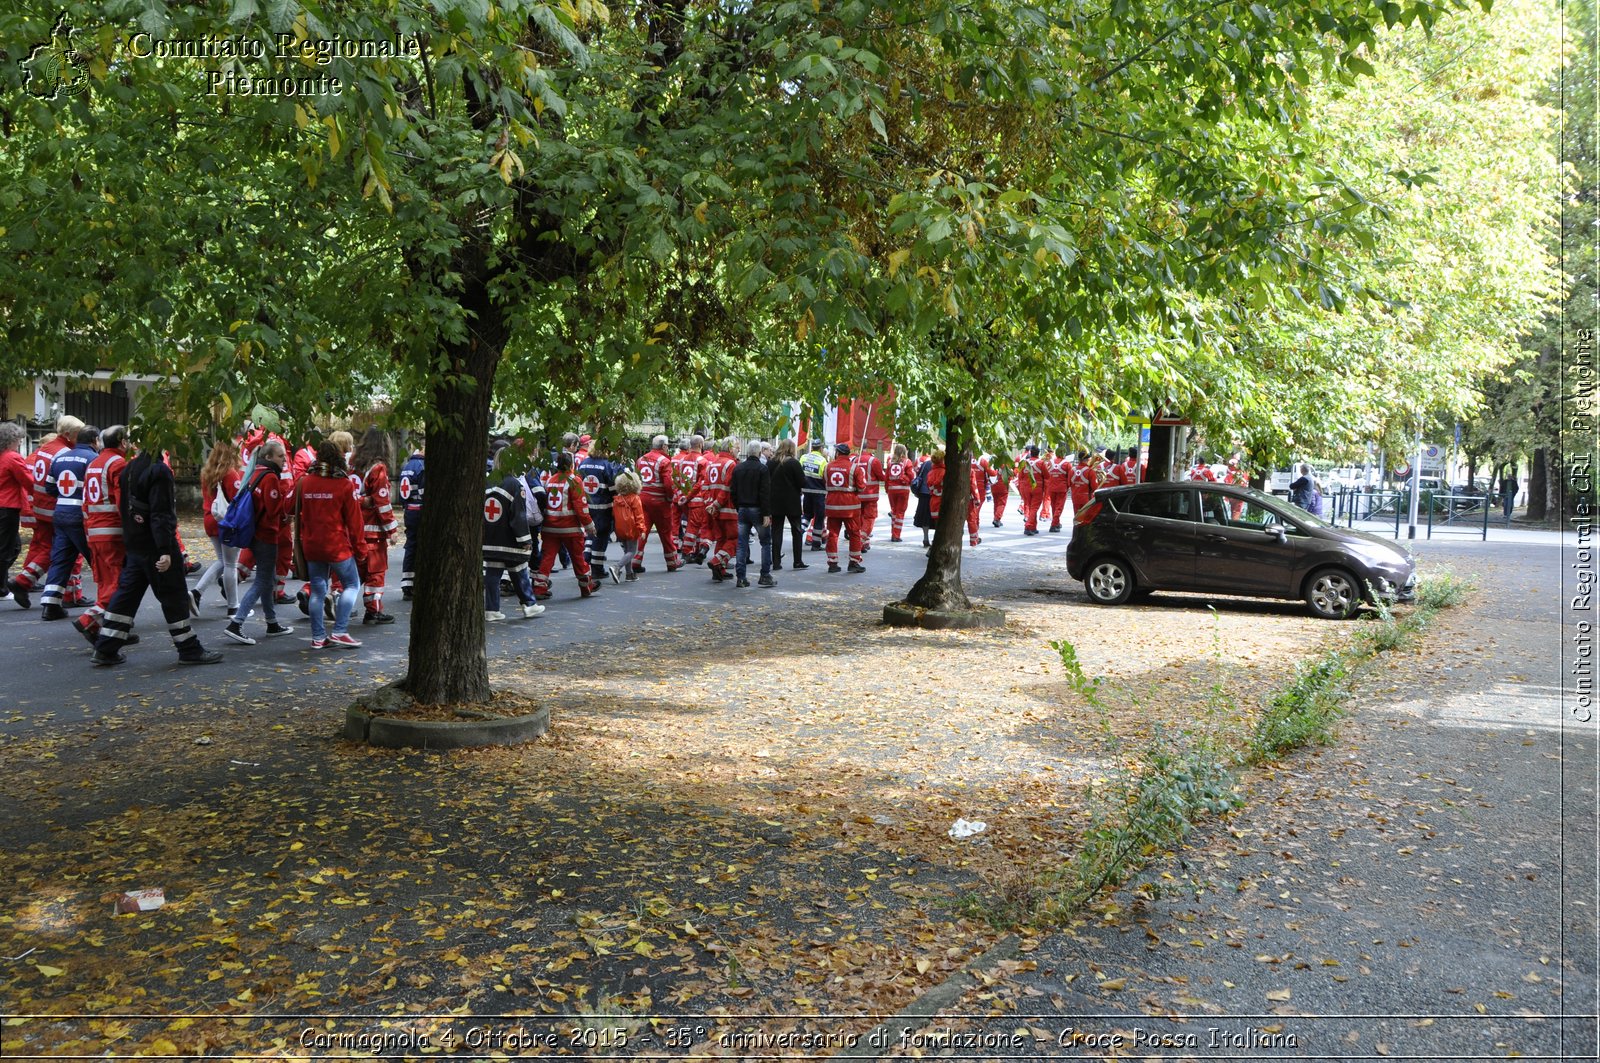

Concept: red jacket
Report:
left=824, top=455, right=864, bottom=513
left=613, top=492, right=646, bottom=541
left=884, top=457, right=917, bottom=493
left=247, top=462, right=289, bottom=540
left=636, top=449, right=674, bottom=502
left=295, top=470, right=364, bottom=564
left=926, top=462, right=946, bottom=521
left=670, top=449, right=702, bottom=505
left=0, top=449, right=32, bottom=512
left=854, top=453, right=884, bottom=500
left=1046, top=456, right=1071, bottom=491
left=27, top=437, right=69, bottom=521
left=701, top=451, right=737, bottom=512
left=84, top=448, right=127, bottom=541
left=968, top=458, right=988, bottom=506
left=359, top=462, right=398, bottom=541
left=541, top=470, right=592, bottom=534
left=203, top=469, right=243, bottom=539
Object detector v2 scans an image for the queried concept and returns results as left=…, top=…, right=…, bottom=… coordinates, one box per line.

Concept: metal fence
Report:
left=1326, top=487, right=1492, bottom=541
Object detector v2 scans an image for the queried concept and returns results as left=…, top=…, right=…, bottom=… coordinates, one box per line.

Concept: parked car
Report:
left=1065, top=481, right=1417, bottom=619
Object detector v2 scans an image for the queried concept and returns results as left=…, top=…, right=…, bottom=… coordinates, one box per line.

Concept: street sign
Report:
left=1419, top=443, right=1445, bottom=474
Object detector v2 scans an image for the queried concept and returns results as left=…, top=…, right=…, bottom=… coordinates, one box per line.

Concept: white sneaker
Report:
left=521, top=602, right=545, bottom=619
left=485, top=610, right=506, bottom=622
left=608, top=564, right=622, bottom=584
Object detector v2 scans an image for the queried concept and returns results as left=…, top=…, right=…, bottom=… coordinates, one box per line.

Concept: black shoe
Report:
left=8, top=579, right=30, bottom=610
left=772, top=561, right=782, bottom=571
left=274, top=591, right=295, bottom=605
left=792, top=560, right=809, bottom=570
left=828, top=563, right=841, bottom=573
left=265, top=623, right=296, bottom=637
left=631, top=564, right=646, bottom=574
left=296, top=587, right=311, bottom=616
left=735, top=577, right=751, bottom=588
left=758, top=574, right=775, bottom=588
left=992, top=520, right=1002, bottom=527
left=401, top=587, right=414, bottom=600
left=184, top=560, right=202, bottom=576
left=125, top=633, right=140, bottom=645
left=1023, top=528, right=1038, bottom=536
left=810, top=542, right=823, bottom=551
left=362, top=611, right=395, bottom=625
left=41, top=604, right=68, bottom=622
left=847, top=562, right=866, bottom=574
left=178, top=649, right=224, bottom=665
left=76, top=620, right=100, bottom=646
left=1049, top=525, right=1061, bottom=533
left=222, top=624, right=256, bottom=646
left=710, top=569, right=727, bottom=583
left=91, top=651, right=125, bottom=667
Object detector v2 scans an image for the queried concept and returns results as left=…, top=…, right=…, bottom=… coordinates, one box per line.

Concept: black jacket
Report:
left=730, top=456, right=771, bottom=514
left=121, top=452, right=180, bottom=558
left=769, top=456, right=805, bottom=518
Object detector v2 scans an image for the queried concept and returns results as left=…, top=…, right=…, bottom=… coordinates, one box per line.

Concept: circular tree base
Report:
left=882, top=601, right=1008, bottom=630
left=342, top=682, right=550, bottom=750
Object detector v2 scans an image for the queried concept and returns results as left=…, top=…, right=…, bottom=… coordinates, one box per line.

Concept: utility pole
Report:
left=1406, top=431, right=1424, bottom=540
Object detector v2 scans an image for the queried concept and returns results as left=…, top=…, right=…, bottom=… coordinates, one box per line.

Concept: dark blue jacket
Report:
left=398, top=452, right=425, bottom=512
left=577, top=455, right=617, bottom=512
left=47, top=444, right=97, bottom=526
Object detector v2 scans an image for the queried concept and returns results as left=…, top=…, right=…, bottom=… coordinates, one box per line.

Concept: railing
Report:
left=1325, top=487, right=1492, bottom=541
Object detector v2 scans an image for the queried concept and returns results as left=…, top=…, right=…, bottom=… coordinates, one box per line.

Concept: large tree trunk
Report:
left=1528, top=446, right=1549, bottom=520
left=401, top=269, right=508, bottom=705
left=904, top=412, right=973, bottom=611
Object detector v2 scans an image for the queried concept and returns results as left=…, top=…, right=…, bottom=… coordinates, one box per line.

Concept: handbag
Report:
left=209, top=483, right=229, bottom=522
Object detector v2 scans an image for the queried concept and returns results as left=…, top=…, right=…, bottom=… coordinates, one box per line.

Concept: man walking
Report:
left=730, top=441, right=774, bottom=588
left=92, top=434, right=223, bottom=667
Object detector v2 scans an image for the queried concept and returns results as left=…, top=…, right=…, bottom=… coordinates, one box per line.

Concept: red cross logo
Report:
left=86, top=477, right=101, bottom=504
left=56, top=469, right=79, bottom=497
left=640, top=464, right=656, bottom=483
left=583, top=474, right=600, bottom=493
left=399, top=479, right=412, bottom=499
left=484, top=497, right=503, bottom=522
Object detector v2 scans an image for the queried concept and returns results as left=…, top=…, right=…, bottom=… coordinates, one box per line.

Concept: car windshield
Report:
left=1236, top=485, right=1331, bottom=528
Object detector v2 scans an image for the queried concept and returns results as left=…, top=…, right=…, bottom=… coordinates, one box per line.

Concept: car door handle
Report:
left=1203, top=533, right=1228, bottom=543
left=1120, top=529, right=1143, bottom=539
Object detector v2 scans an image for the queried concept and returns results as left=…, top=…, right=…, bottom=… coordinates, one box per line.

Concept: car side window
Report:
left=1123, top=490, right=1195, bottom=522
left=1229, top=498, right=1280, bottom=528
left=1198, top=491, right=1231, bottom=525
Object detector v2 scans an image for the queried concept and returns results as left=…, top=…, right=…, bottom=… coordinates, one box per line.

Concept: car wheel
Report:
left=1084, top=557, right=1135, bottom=605
left=1305, top=567, right=1360, bottom=619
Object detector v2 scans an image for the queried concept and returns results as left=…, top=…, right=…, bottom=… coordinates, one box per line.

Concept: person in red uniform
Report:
left=8, top=414, right=85, bottom=608
left=294, top=441, right=367, bottom=648
left=535, top=451, right=601, bottom=598
left=986, top=453, right=1010, bottom=528
left=350, top=426, right=398, bottom=624
left=925, top=448, right=947, bottom=534
left=1015, top=445, right=1044, bottom=535
left=966, top=453, right=987, bottom=546
left=1067, top=449, right=1097, bottom=523
left=1045, top=446, right=1073, bottom=533
left=853, top=446, right=884, bottom=552
left=672, top=436, right=707, bottom=564
left=633, top=434, right=683, bottom=572
left=883, top=443, right=917, bottom=542
left=75, top=426, right=130, bottom=644
left=1187, top=456, right=1217, bottom=482
left=823, top=443, right=867, bottom=573
left=223, top=440, right=295, bottom=645
left=700, top=437, right=740, bottom=581
left=0, top=423, right=32, bottom=607
left=1118, top=446, right=1143, bottom=486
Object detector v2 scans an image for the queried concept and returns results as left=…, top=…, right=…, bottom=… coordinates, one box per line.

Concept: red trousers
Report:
left=857, top=498, right=879, bottom=547
left=990, top=483, right=1008, bottom=524
left=708, top=510, right=739, bottom=570
left=362, top=536, right=388, bottom=610
left=967, top=501, right=982, bottom=543
left=1070, top=489, right=1094, bottom=523
left=684, top=501, right=711, bottom=557
left=825, top=510, right=863, bottom=565
left=886, top=488, right=911, bottom=539
left=87, top=537, right=125, bottom=615
left=637, top=496, right=680, bottom=567
left=1047, top=487, right=1069, bottom=529
left=535, top=531, right=593, bottom=593
left=18, top=517, right=54, bottom=587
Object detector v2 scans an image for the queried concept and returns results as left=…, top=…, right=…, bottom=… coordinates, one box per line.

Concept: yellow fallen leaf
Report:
left=915, top=959, right=931, bottom=975
left=1099, top=978, right=1126, bottom=991
left=149, top=1038, right=179, bottom=1055
left=34, top=965, right=64, bottom=978
left=1266, top=988, right=1291, bottom=1002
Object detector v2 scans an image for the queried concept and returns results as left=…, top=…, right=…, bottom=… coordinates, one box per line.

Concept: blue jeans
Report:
left=233, top=538, right=279, bottom=625
left=308, top=557, right=360, bottom=638
left=485, top=565, right=534, bottom=611
left=735, top=507, right=771, bottom=581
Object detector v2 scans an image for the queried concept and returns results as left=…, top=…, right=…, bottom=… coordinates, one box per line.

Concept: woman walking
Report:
left=224, top=440, right=294, bottom=645
left=768, top=439, right=808, bottom=570
left=0, top=423, right=32, bottom=607
left=483, top=446, right=545, bottom=620
left=294, top=442, right=365, bottom=649
left=351, top=427, right=399, bottom=625
left=192, top=440, right=243, bottom=613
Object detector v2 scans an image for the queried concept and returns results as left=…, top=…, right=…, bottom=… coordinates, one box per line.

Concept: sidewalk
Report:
left=878, top=540, right=1597, bottom=1060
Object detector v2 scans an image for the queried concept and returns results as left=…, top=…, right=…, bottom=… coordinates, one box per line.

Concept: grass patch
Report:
left=999, top=572, right=1473, bottom=928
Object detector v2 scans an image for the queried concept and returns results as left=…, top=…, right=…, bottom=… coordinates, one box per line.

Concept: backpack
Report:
left=910, top=461, right=929, bottom=499
left=218, top=470, right=268, bottom=548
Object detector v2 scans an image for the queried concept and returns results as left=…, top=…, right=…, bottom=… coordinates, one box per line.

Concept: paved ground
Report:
left=879, top=538, right=1599, bottom=1061
left=1, top=514, right=1590, bottom=1060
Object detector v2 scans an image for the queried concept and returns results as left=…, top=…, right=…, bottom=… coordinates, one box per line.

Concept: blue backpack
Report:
left=218, top=470, right=268, bottom=548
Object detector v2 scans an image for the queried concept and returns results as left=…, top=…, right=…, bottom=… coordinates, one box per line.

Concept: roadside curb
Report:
left=825, top=935, right=1022, bottom=1061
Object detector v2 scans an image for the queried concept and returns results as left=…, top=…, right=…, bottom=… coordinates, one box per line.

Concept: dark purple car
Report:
left=1065, top=481, right=1417, bottom=619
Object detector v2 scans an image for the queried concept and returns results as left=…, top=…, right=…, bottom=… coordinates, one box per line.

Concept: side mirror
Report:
left=1263, top=523, right=1287, bottom=542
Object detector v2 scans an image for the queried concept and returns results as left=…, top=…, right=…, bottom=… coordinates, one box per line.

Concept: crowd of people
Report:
left=0, top=415, right=1163, bottom=664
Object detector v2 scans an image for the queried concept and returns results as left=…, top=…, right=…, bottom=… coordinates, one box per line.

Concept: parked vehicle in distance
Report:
left=1066, top=481, right=1417, bottom=619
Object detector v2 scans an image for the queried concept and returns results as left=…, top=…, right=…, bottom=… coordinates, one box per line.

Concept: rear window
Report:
left=1119, top=489, right=1195, bottom=522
